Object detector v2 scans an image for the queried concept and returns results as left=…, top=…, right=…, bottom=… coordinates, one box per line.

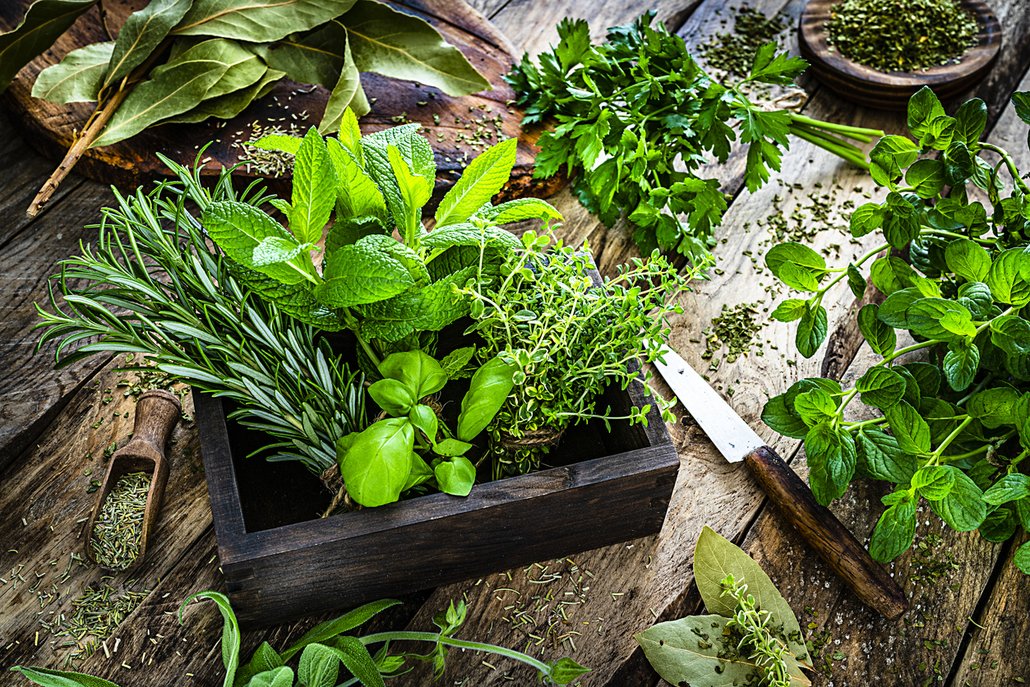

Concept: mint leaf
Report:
left=945, top=238, right=991, bottom=283
left=317, top=243, right=415, bottom=308
left=289, top=127, right=336, bottom=245
left=804, top=422, right=857, bottom=504
left=203, top=200, right=312, bottom=285
left=858, top=304, right=896, bottom=356
left=856, top=428, right=916, bottom=484
left=796, top=302, right=828, bottom=358
left=983, top=473, right=1030, bottom=505
left=928, top=470, right=986, bottom=532
left=912, top=465, right=957, bottom=500
left=885, top=401, right=931, bottom=454
left=869, top=497, right=916, bottom=562
left=856, top=366, right=906, bottom=410
left=472, top=197, right=562, bottom=225
left=436, top=138, right=518, bottom=227
left=943, top=339, right=980, bottom=392
left=765, top=242, right=827, bottom=291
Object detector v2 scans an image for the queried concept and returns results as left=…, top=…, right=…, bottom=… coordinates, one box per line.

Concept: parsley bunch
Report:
left=765, top=87, right=1030, bottom=575
left=506, top=12, right=883, bottom=263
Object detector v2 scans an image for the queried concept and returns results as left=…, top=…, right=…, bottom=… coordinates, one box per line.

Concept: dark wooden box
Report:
left=195, top=359, right=679, bottom=628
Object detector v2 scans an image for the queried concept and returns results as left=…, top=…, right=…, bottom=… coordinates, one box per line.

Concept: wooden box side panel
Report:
left=221, top=443, right=678, bottom=627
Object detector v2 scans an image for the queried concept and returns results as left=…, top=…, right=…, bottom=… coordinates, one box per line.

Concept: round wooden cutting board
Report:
left=0, top=0, right=559, bottom=201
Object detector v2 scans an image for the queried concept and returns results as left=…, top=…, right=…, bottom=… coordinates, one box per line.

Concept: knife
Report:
left=652, top=345, right=908, bottom=620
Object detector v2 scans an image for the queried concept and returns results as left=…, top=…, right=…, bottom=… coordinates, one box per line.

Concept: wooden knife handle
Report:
left=744, top=446, right=908, bottom=620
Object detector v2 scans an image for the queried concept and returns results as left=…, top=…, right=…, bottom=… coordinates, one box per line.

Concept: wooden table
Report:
left=2, top=0, right=1029, bottom=685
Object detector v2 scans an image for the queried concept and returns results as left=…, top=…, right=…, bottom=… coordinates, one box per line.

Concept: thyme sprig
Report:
left=721, top=574, right=792, bottom=687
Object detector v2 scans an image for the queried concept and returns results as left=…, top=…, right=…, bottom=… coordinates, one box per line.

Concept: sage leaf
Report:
left=457, top=355, right=515, bottom=441
left=8, top=666, right=122, bottom=687
left=235, top=642, right=284, bottom=687
left=246, top=667, right=294, bottom=687
left=327, top=637, right=384, bottom=687
left=173, top=0, right=356, bottom=43
left=103, top=0, right=193, bottom=89
left=338, top=418, right=414, bottom=506
left=346, top=0, right=489, bottom=96
left=434, top=456, right=476, bottom=495
left=548, top=658, right=591, bottom=685
left=0, top=0, right=98, bottom=92
left=692, top=526, right=810, bottom=664
left=179, top=591, right=240, bottom=687
left=32, top=41, right=112, bottom=103
left=297, top=644, right=339, bottom=687
left=436, top=138, right=518, bottom=227
left=93, top=39, right=237, bottom=146
left=281, top=599, right=401, bottom=661
left=290, top=128, right=336, bottom=245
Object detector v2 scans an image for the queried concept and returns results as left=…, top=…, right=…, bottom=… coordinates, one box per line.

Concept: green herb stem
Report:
left=980, top=142, right=1030, bottom=194
left=359, top=631, right=553, bottom=675
left=787, top=113, right=884, bottom=141
left=929, top=415, right=973, bottom=464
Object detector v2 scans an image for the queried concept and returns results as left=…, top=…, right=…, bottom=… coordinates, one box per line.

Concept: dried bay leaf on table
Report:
left=172, top=0, right=357, bottom=43
left=0, top=0, right=98, bottom=91
left=320, top=28, right=369, bottom=133
left=692, top=526, right=812, bottom=666
left=636, top=614, right=812, bottom=687
left=32, top=40, right=112, bottom=103
left=92, top=39, right=253, bottom=146
left=164, top=66, right=284, bottom=125
left=102, top=0, right=193, bottom=89
left=173, top=38, right=267, bottom=100
left=344, top=0, right=490, bottom=96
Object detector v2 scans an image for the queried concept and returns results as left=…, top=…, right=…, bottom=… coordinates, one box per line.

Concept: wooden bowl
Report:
left=798, top=0, right=1002, bottom=110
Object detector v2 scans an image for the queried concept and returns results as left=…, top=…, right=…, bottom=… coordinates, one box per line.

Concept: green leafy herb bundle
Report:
left=505, top=12, right=883, bottom=264
left=12, top=590, right=589, bottom=687
left=461, top=231, right=694, bottom=477
left=3, top=0, right=489, bottom=214
left=636, top=527, right=812, bottom=687
left=764, top=87, right=1030, bottom=575
left=826, top=0, right=980, bottom=73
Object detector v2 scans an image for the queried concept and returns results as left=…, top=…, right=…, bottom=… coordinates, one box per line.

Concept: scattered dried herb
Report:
left=826, top=0, right=980, bottom=73
left=89, top=471, right=149, bottom=571
left=700, top=6, right=787, bottom=77
left=703, top=302, right=763, bottom=365
left=40, top=581, right=150, bottom=664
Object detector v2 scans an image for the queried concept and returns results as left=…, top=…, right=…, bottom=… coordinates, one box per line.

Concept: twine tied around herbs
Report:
left=498, top=426, right=564, bottom=450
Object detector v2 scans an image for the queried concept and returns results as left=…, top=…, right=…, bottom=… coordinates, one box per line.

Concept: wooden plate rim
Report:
left=798, top=0, right=1002, bottom=88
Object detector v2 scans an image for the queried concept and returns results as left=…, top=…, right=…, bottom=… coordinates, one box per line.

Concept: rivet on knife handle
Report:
left=744, top=445, right=908, bottom=620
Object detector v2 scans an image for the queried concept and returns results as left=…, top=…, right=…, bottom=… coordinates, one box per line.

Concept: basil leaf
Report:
left=432, top=437, right=472, bottom=457
left=338, top=418, right=414, bottom=507
left=368, top=378, right=416, bottom=416
left=457, top=355, right=515, bottom=441
left=433, top=456, right=476, bottom=496
left=378, top=350, right=447, bottom=398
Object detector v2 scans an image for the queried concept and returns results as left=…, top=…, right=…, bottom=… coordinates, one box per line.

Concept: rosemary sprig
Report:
left=35, top=159, right=365, bottom=477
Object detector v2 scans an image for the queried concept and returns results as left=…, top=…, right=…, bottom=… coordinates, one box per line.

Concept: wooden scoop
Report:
left=84, top=389, right=181, bottom=573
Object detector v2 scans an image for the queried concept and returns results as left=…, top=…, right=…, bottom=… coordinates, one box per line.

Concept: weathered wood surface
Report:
left=1, top=1, right=1029, bottom=686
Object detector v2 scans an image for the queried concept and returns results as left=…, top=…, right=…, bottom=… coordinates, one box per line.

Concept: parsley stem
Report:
left=358, top=631, right=553, bottom=675
left=789, top=126, right=870, bottom=170
left=787, top=113, right=884, bottom=142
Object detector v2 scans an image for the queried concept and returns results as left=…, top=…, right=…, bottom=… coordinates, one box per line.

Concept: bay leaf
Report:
left=345, top=0, right=489, bottom=97
left=173, top=0, right=356, bottom=43
left=319, top=28, right=369, bottom=134
left=32, top=40, right=112, bottom=103
left=92, top=38, right=236, bottom=146
left=636, top=614, right=811, bottom=687
left=692, top=526, right=811, bottom=666
left=103, top=0, right=193, bottom=89
left=164, top=66, right=283, bottom=125
left=170, top=38, right=266, bottom=100
left=0, top=0, right=98, bottom=92
left=251, top=23, right=345, bottom=88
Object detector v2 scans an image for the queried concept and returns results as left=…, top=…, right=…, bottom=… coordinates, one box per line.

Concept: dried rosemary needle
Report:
left=89, top=471, right=150, bottom=571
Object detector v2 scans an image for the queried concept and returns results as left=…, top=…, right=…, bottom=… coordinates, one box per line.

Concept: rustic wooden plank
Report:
left=0, top=174, right=115, bottom=467
left=392, top=0, right=1030, bottom=684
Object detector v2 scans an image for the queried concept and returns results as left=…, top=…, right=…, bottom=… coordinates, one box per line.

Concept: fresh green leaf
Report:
left=432, top=437, right=472, bottom=457
left=338, top=418, right=414, bottom=507
left=472, top=198, right=562, bottom=225
left=765, top=242, right=827, bottom=291
left=436, top=138, right=518, bottom=227
left=318, top=242, right=415, bottom=308
left=945, top=238, right=991, bottom=283
left=912, top=465, right=957, bottom=500
left=298, top=644, right=340, bottom=687
left=986, top=248, right=1030, bottom=306
left=928, top=470, right=986, bottom=532
left=884, top=401, right=931, bottom=454
left=8, top=667, right=122, bottom=687
left=804, top=422, right=857, bottom=504
left=179, top=591, right=240, bottom=687
left=943, top=339, right=980, bottom=392
left=548, top=658, right=591, bottom=685
left=457, top=355, right=515, bottom=441
left=795, top=302, right=828, bottom=358
left=326, top=637, right=384, bottom=687
left=433, top=456, right=476, bottom=496
left=858, top=304, right=896, bottom=356
left=408, top=403, right=438, bottom=442
left=289, top=127, right=336, bottom=245
left=856, top=366, right=906, bottom=409
left=246, top=667, right=294, bottom=687
left=869, top=497, right=916, bottom=562
left=203, top=201, right=312, bottom=285
left=983, top=473, right=1030, bottom=505
left=378, top=350, right=448, bottom=398
left=281, top=600, right=401, bottom=661
left=770, top=299, right=807, bottom=322
left=368, top=378, right=416, bottom=415
left=1015, top=541, right=1030, bottom=575
left=856, top=428, right=916, bottom=484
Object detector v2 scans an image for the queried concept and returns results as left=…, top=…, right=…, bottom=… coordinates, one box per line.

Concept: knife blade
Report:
left=652, top=345, right=908, bottom=620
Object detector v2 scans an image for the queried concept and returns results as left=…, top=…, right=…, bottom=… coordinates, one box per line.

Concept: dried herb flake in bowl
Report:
left=826, top=0, right=980, bottom=72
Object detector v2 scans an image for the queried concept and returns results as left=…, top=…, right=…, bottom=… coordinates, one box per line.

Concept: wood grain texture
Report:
left=799, top=0, right=1002, bottom=109
left=0, top=0, right=561, bottom=204
left=743, top=445, right=907, bottom=619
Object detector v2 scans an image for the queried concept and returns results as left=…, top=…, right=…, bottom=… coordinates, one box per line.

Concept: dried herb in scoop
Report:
left=827, top=0, right=980, bottom=73
left=89, top=471, right=149, bottom=570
